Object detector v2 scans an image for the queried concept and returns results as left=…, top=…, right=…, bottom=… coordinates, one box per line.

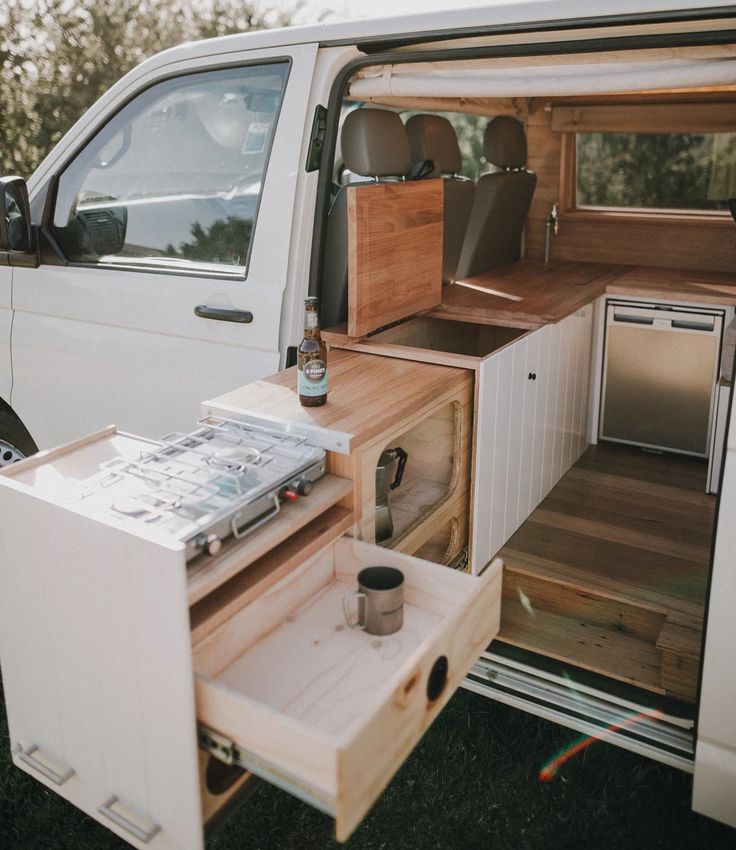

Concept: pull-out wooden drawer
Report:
left=193, top=537, right=501, bottom=841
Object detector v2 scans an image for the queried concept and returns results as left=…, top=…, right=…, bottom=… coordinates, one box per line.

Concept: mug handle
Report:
left=343, top=591, right=367, bottom=629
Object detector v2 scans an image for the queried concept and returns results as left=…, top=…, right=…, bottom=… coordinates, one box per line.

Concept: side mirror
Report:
left=0, top=176, right=38, bottom=267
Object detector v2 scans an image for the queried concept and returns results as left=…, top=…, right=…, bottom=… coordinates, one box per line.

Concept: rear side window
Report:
left=576, top=131, right=736, bottom=213
left=51, top=62, right=289, bottom=276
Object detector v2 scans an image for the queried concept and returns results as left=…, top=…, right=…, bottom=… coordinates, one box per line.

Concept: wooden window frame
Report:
left=559, top=130, right=733, bottom=226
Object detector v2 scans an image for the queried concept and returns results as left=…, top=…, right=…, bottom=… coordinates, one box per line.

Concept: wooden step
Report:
left=656, top=617, right=702, bottom=702
left=498, top=566, right=699, bottom=701
left=498, top=596, right=665, bottom=694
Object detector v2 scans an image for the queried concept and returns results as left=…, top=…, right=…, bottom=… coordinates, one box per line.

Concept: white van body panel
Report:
left=13, top=43, right=319, bottom=447
left=693, top=405, right=736, bottom=829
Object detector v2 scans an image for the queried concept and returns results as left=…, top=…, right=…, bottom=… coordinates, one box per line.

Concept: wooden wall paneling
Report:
left=550, top=102, right=736, bottom=133
left=524, top=99, right=736, bottom=274
left=517, top=329, right=541, bottom=526
left=347, top=180, right=444, bottom=338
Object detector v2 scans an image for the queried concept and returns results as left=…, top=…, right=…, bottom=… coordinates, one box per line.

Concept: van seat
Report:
left=455, top=116, right=536, bottom=279
left=405, top=114, right=474, bottom=284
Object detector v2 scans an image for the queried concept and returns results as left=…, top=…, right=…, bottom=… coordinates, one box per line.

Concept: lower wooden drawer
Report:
left=192, top=537, right=501, bottom=841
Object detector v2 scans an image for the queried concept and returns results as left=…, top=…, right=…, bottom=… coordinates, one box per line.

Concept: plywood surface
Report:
left=497, top=443, right=715, bottom=700
left=193, top=536, right=502, bottom=842
left=205, top=350, right=471, bottom=455
left=347, top=180, right=443, bottom=337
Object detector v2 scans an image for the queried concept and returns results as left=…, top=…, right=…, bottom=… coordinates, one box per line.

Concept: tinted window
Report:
left=52, top=63, right=289, bottom=274
left=576, top=131, right=736, bottom=212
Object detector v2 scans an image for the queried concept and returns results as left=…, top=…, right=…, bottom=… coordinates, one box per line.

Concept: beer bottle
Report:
left=298, top=296, right=328, bottom=407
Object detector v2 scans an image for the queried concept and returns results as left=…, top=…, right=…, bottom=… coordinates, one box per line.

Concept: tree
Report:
left=0, top=0, right=298, bottom=176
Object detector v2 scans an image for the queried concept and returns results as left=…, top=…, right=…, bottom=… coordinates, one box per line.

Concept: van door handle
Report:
left=194, top=305, right=253, bottom=323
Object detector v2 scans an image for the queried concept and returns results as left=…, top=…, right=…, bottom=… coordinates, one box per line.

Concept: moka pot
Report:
left=375, top=447, right=408, bottom=543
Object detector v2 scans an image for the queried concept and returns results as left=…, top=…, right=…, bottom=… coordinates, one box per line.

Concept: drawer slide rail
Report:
left=198, top=726, right=336, bottom=817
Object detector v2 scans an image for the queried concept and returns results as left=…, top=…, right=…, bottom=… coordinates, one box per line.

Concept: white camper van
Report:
left=1, top=2, right=736, bottom=847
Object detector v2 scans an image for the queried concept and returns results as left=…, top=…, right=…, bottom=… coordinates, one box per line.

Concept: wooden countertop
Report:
left=203, top=349, right=472, bottom=455
left=425, top=261, right=736, bottom=329
left=430, top=260, right=622, bottom=328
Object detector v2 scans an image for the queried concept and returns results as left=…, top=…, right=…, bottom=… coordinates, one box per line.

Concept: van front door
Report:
left=10, top=43, right=317, bottom=447
left=693, top=387, right=736, bottom=827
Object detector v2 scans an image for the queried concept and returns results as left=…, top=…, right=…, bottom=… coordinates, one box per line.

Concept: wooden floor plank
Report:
left=500, top=597, right=665, bottom=693
left=496, top=443, right=715, bottom=701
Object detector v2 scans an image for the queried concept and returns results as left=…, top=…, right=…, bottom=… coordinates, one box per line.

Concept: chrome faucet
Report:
left=544, top=201, right=560, bottom=263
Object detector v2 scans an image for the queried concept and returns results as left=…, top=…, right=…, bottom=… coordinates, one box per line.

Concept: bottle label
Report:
left=306, top=311, right=318, bottom=330
left=298, top=359, right=328, bottom=396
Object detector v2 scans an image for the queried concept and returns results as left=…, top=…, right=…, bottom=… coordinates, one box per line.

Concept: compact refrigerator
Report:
left=599, top=300, right=724, bottom=458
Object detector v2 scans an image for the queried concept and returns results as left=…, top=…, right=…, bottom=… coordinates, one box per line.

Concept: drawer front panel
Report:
left=193, top=537, right=502, bottom=841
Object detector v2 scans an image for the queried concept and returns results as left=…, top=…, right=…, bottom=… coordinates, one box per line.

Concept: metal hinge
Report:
left=305, top=104, right=327, bottom=173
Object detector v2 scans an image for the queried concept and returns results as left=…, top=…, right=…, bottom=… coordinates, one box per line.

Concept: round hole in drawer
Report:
left=205, top=755, right=246, bottom=796
left=427, top=655, right=449, bottom=702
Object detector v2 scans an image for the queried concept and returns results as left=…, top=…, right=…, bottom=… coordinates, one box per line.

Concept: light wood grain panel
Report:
left=193, top=534, right=502, bottom=842
left=205, top=349, right=471, bottom=455
left=550, top=102, right=736, bottom=133
left=335, top=556, right=501, bottom=841
left=524, top=98, right=736, bottom=272
left=347, top=180, right=443, bottom=337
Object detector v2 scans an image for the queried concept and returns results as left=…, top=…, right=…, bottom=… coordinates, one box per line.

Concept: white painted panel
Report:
left=0, top=478, right=204, bottom=849
left=516, top=330, right=540, bottom=526
left=490, top=347, right=514, bottom=560
left=693, top=436, right=736, bottom=828
left=541, top=320, right=561, bottom=498
left=531, top=325, right=552, bottom=507
left=471, top=355, right=500, bottom=574
left=577, top=305, right=595, bottom=460
left=504, top=339, right=527, bottom=542
left=554, top=313, right=573, bottom=484
left=564, top=311, right=579, bottom=472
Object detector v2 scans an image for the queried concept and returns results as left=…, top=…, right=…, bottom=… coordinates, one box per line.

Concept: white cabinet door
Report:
left=471, top=306, right=593, bottom=574
left=11, top=43, right=318, bottom=449
left=0, top=477, right=202, bottom=849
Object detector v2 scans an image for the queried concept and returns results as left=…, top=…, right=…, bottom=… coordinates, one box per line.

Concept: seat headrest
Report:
left=341, top=109, right=412, bottom=178
left=405, top=114, right=462, bottom=176
left=484, top=116, right=527, bottom=169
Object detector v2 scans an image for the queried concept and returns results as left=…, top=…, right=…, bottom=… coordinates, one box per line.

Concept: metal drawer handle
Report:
left=99, top=796, right=161, bottom=843
left=231, top=495, right=280, bottom=540
left=14, top=744, right=75, bottom=786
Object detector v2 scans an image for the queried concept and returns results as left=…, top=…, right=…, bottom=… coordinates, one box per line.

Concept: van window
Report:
left=51, top=62, right=289, bottom=275
left=575, top=131, right=736, bottom=213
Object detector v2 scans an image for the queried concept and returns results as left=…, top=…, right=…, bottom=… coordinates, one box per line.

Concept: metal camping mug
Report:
left=342, top=566, right=404, bottom=636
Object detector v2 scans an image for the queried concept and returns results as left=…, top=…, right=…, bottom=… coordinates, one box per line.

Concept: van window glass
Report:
left=576, top=131, right=736, bottom=213
left=51, top=63, right=289, bottom=275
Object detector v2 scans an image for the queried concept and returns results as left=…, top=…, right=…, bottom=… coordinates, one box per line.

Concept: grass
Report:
left=2, top=682, right=736, bottom=850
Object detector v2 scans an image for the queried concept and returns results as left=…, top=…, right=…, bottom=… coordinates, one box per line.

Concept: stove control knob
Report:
left=294, top=478, right=313, bottom=496
left=196, top=533, right=222, bottom=556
